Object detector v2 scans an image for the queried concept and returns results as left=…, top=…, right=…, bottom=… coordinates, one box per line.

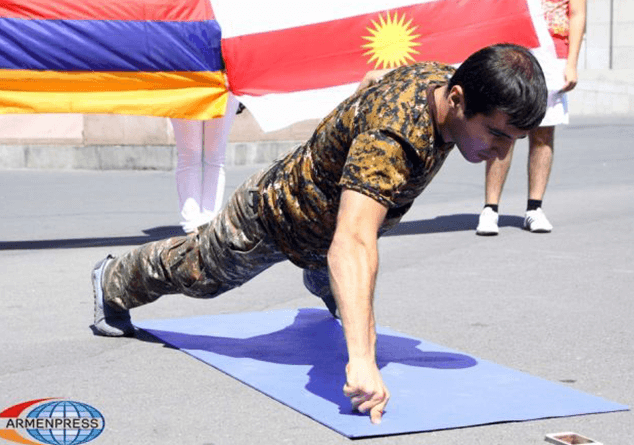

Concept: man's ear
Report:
left=447, top=85, right=465, bottom=112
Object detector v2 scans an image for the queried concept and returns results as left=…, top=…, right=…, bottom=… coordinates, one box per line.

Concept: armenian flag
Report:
left=0, top=0, right=228, bottom=119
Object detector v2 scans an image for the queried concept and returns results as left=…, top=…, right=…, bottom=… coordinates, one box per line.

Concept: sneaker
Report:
left=196, top=209, right=216, bottom=230
left=92, top=255, right=134, bottom=336
left=180, top=198, right=203, bottom=234
left=524, top=208, right=553, bottom=233
left=181, top=207, right=216, bottom=234
left=476, top=207, right=499, bottom=236
left=303, top=269, right=339, bottom=318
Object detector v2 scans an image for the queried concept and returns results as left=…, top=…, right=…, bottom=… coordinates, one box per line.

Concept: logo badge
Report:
left=1, top=398, right=105, bottom=445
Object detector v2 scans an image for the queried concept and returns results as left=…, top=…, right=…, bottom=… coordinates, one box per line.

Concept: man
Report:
left=92, top=44, right=547, bottom=424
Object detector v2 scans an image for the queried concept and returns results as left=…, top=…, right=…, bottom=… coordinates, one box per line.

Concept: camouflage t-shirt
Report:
left=257, top=62, right=456, bottom=269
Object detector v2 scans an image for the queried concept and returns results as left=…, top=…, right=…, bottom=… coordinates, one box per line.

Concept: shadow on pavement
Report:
left=0, top=226, right=185, bottom=250
left=1, top=214, right=525, bottom=250
left=384, top=213, right=524, bottom=236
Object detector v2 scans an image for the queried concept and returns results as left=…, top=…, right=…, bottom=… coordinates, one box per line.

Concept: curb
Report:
left=0, top=141, right=301, bottom=170
left=2, top=115, right=634, bottom=170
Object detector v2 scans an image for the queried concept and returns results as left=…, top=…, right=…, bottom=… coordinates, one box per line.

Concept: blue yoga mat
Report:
left=134, top=308, right=628, bottom=438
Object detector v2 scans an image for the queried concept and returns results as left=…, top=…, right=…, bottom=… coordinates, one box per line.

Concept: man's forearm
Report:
left=567, top=0, right=586, bottom=68
left=327, top=233, right=378, bottom=361
left=329, top=188, right=389, bottom=423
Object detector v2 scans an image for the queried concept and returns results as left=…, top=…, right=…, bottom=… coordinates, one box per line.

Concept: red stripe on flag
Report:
left=0, top=0, right=214, bottom=21
left=224, top=0, right=540, bottom=95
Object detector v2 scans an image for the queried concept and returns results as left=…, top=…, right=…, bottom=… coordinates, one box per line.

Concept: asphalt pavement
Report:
left=1, top=116, right=632, bottom=445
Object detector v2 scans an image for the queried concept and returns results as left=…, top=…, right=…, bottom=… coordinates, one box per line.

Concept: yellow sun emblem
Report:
left=362, top=11, right=421, bottom=69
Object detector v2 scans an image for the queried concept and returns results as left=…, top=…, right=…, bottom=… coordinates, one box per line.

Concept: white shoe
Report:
left=180, top=198, right=203, bottom=233
left=195, top=209, right=216, bottom=230
left=476, top=207, right=499, bottom=236
left=181, top=209, right=217, bottom=234
left=524, top=208, right=553, bottom=233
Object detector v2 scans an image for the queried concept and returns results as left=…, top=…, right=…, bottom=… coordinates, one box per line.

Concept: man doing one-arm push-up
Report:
left=91, top=43, right=547, bottom=424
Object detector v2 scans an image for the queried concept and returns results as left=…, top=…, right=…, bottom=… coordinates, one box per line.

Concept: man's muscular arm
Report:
left=327, top=189, right=390, bottom=424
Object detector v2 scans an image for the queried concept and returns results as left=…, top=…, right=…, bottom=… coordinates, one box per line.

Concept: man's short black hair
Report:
left=448, top=43, right=548, bottom=130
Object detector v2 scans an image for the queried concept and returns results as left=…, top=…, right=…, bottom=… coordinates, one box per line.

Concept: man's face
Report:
left=452, top=110, right=528, bottom=163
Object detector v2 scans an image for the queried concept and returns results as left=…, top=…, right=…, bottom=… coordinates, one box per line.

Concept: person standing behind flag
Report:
left=170, top=94, right=241, bottom=233
left=475, top=0, right=586, bottom=235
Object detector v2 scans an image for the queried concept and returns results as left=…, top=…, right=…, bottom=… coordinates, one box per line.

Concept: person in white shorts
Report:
left=476, top=0, right=586, bottom=235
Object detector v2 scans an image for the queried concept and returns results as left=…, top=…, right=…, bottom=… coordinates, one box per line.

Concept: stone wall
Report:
left=0, top=110, right=318, bottom=169
left=583, top=0, right=634, bottom=69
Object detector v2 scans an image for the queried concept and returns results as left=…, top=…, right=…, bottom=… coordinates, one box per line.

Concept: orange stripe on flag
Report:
left=0, top=71, right=228, bottom=119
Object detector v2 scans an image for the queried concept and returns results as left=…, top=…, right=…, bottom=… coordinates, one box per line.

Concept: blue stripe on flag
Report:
left=0, top=17, right=223, bottom=71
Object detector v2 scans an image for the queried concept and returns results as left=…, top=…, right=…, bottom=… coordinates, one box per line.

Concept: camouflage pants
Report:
left=102, top=169, right=286, bottom=311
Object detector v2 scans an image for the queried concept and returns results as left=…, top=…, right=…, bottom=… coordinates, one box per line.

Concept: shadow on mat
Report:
left=137, top=308, right=477, bottom=416
left=0, top=226, right=185, bottom=250
left=384, top=213, right=524, bottom=236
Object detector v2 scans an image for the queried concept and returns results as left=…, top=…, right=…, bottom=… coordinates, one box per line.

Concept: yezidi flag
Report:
left=216, top=0, right=555, bottom=132
left=0, top=0, right=228, bottom=119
